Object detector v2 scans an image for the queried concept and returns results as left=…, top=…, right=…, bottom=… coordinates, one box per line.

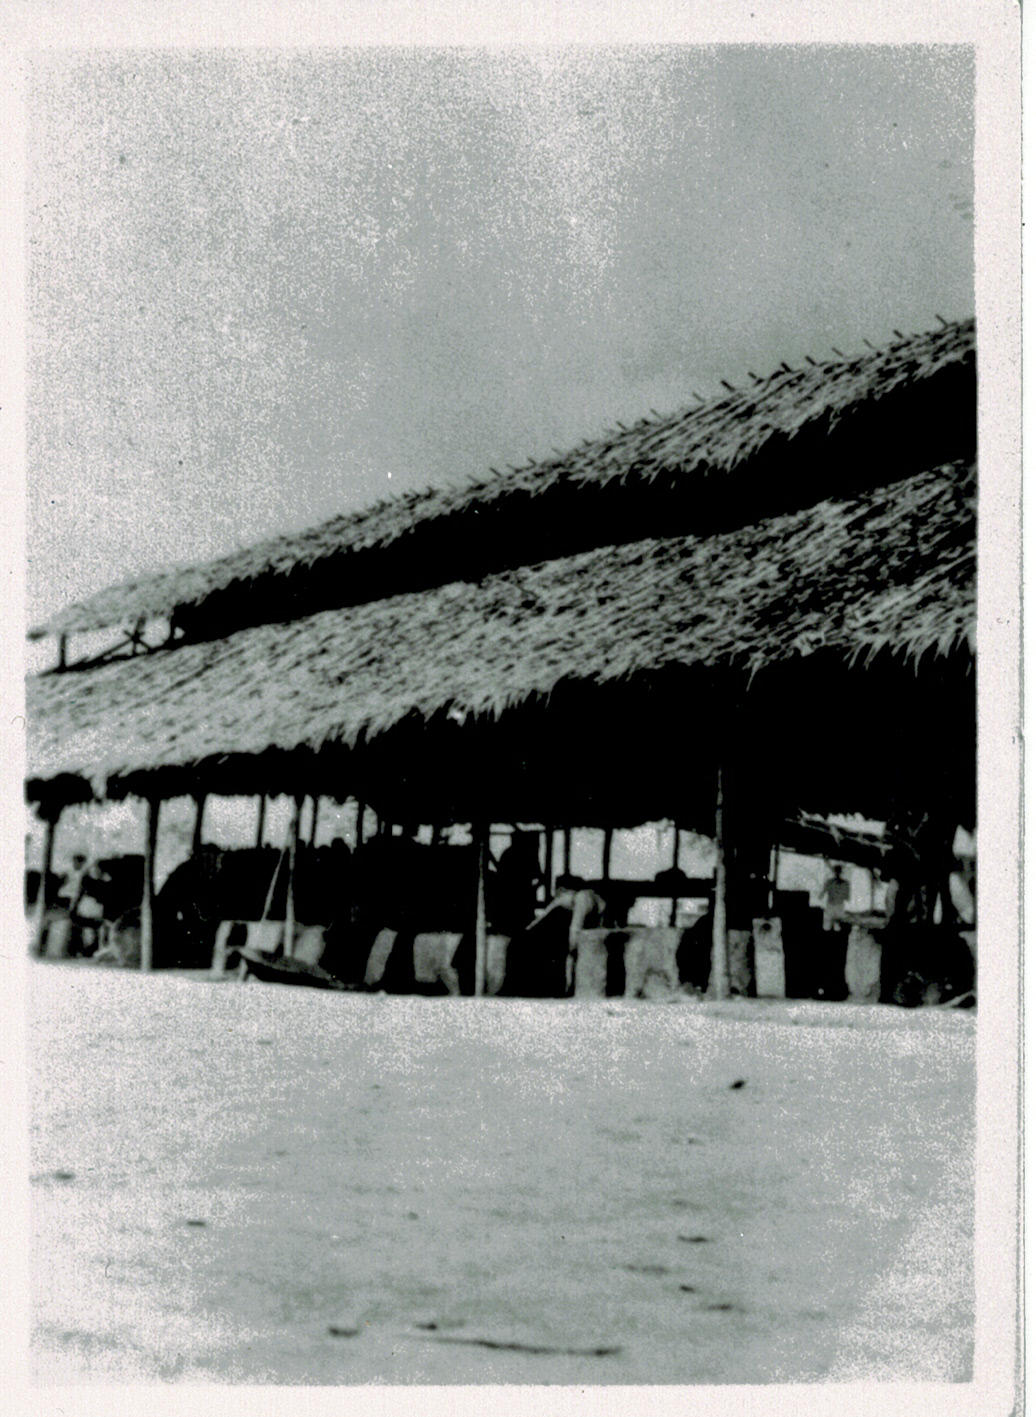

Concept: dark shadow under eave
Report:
left=27, top=651, right=976, bottom=832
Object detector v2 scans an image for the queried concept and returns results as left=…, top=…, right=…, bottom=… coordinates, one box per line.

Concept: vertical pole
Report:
left=192, top=793, right=207, bottom=855
left=309, top=795, right=320, bottom=847
left=355, top=800, right=366, bottom=848
left=140, top=797, right=159, bottom=973
left=260, top=848, right=282, bottom=923
left=710, top=763, right=730, bottom=1000
left=543, top=824, right=555, bottom=898
left=602, top=826, right=613, bottom=881
left=563, top=827, right=572, bottom=879
left=32, top=809, right=59, bottom=957
left=57, top=634, right=67, bottom=671
left=284, top=795, right=301, bottom=958
left=256, top=795, right=267, bottom=848
left=669, top=823, right=682, bottom=926
left=474, top=820, right=489, bottom=997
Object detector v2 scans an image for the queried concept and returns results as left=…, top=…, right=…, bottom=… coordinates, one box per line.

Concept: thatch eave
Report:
left=27, top=461, right=975, bottom=817
left=30, top=319, right=975, bottom=647
left=25, top=649, right=976, bottom=830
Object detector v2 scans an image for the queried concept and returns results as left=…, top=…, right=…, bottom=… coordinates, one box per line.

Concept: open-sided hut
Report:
left=26, top=320, right=976, bottom=992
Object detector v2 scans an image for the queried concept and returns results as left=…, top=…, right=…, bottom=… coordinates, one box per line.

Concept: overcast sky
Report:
left=27, top=45, right=973, bottom=625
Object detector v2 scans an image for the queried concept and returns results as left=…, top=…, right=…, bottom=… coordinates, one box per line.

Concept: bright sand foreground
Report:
left=28, top=963, right=974, bottom=1385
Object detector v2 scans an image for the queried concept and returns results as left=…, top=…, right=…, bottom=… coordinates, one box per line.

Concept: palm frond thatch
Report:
left=27, top=460, right=975, bottom=801
left=30, top=320, right=975, bottom=644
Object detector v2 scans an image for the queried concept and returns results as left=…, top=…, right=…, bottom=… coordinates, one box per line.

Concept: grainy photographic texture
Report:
left=15, top=25, right=1018, bottom=1403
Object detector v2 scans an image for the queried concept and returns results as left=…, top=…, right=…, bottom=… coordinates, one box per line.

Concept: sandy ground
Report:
left=27, top=962, right=974, bottom=1385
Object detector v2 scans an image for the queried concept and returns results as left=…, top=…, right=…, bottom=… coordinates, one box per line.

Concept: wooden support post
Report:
left=192, top=793, right=207, bottom=855
left=563, top=827, right=572, bottom=879
left=308, top=795, right=320, bottom=847
left=260, top=848, right=283, bottom=923
left=474, top=820, right=489, bottom=997
left=57, top=634, right=67, bottom=671
left=284, top=795, right=301, bottom=958
left=140, top=797, right=160, bottom=973
left=769, top=841, right=781, bottom=913
left=32, top=808, right=59, bottom=957
left=256, top=795, right=267, bottom=848
left=543, top=824, right=555, bottom=898
left=669, top=822, right=682, bottom=926
left=710, top=764, right=730, bottom=1000
left=602, top=826, right=613, bottom=880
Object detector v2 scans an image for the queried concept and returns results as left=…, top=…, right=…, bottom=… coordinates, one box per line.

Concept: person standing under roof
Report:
left=821, top=862, right=851, bottom=933
left=490, top=832, right=542, bottom=939
left=58, top=852, right=107, bottom=955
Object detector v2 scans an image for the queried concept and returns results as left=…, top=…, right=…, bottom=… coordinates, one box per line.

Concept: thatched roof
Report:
left=30, top=320, right=975, bottom=646
left=779, top=814, right=894, bottom=871
left=27, top=458, right=975, bottom=810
